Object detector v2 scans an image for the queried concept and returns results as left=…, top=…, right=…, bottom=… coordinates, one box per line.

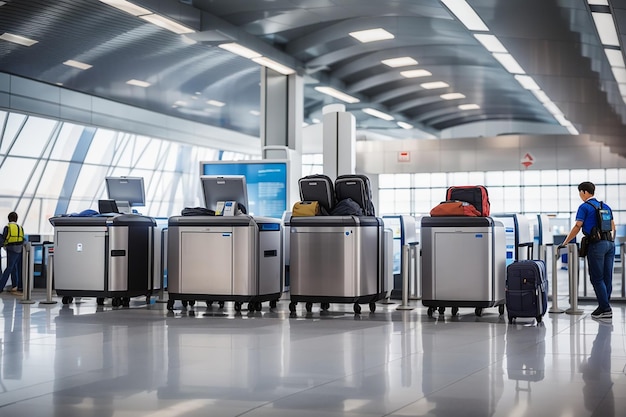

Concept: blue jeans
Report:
left=0, top=249, right=22, bottom=291
left=586, top=240, right=615, bottom=311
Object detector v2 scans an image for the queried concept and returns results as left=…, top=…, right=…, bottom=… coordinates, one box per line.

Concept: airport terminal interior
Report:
left=1, top=0, right=626, bottom=416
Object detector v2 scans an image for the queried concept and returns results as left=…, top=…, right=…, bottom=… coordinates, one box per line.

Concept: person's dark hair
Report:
left=8, top=211, right=17, bottom=222
left=578, top=182, right=595, bottom=195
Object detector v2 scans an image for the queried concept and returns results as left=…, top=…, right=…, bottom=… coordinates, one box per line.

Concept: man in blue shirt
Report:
left=560, top=182, right=615, bottom=320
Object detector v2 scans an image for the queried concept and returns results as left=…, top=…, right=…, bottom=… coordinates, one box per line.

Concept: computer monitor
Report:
left=200, top=175, right=249, bottom=214
left=98, top=199, right=119, bottom=214
left=105, top=177, right=146, bottom=207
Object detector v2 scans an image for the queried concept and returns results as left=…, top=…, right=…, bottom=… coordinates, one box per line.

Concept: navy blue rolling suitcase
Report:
left=506, top=260, right=548, bottom=324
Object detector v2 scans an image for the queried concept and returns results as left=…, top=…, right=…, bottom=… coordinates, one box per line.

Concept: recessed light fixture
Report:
left=440, top=93, right=466, bottom=100
left=420, top=81, right=449, bottom=89
left=473, top=34, right=507, bottom=53
left=440, top=0, right=489, bottom=32
left=349, top=28, right=394, bottom=43
left=514, top=74, right=540, bottom=90
left=588, top=0, right=609, bottom=4
left=0, top=32, right=38, bottom=46
left=363, top=108, right=394, bottom=121
left=126, top=79, right=151, bottom=88
left=206, top=99, right=225, bottom=107
left=218, top=42, right=261, bottom=59
left=492, top=53, right=525, bottom=74
left=397, top=121, right=413, bottom=129
left=250, top=110, right=260, bottom=116
left=458, top=104, right=480, bottom=110
left=63, top=59, right=92, bottom=70
left=605, top=48, right=625, bottom=67
left=314, top=86, right=360, bottom=104
left=531, top=89, right=550, bottom=103
left=592, top=12, right=620, bottom=47
left=139, top=13, right=194, bottom=34
left=381, top=57, right=418, bottom=67
left=400, top=69, right=432, bottom=78
left=99, top=0, right=151, bottom=16
left=252, top=56, right=295, bottom=75
left=612, top=67, right=626, bottom=83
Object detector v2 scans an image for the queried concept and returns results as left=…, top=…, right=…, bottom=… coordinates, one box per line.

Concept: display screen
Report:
left=200, top=176, right=249, bottom=214
left=105, top=177, right=146, bottom=207
left=200, top=161, right=287, bottom=218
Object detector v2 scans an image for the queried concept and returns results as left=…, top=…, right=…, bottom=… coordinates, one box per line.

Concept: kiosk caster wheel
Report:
left=451, top=307, right=459, bottom=316
left=499, top=305, right=505, bottom=315
left=218, top=301, right=225, bottom=309
left=181, top=300, right=188, bottom=308
left=255, top=302, right=262, bottom=311
left=320, top=302, right=330, bottom=311
left=248, top=302, right=260, bottom=312
left=234, top=302, right=242, bottom=312
left=111, top=297, right=121, bottom=307
left=289, top=302, right=297, bottom=313
left=269, top=300, right=277, bottom=309
left=96, top=297, right=105, bottom=306
left=427, top=307, right=435, bottom=317
left=62, top=296, right=73, bottom=305
left=475, top=307, right=483, bottom=317
left=353, top=303, right=362, bottom=314
left=438, top=307, right=445, bottom=315
left=167, top=300, right=174, bottom=310
left=305, top=302, right=313, bottom=312
left=369, top=302, right=376, bottom=313
left=206, top=301, right=213, bottom=307
left=122, top=297, right=130, bottom=307
left=188, top=300, right=195, bottom=307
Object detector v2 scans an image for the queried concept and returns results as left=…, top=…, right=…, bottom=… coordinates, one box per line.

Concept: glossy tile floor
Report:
left=0, top=287, right=624, bottom=417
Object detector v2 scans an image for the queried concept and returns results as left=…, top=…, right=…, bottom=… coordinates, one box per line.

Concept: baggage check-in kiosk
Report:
left=50, top=214, right=156, bottom=306
left=421, top=216, right=506, bottom=317
left=166, top=176, right=283, bottom=312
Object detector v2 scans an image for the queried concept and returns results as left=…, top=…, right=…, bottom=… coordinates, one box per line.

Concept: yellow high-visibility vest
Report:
left=4, top=223, right=24, bottom=245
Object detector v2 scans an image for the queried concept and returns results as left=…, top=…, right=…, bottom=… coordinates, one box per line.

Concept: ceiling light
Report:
left=206, top=99, right=225, bottom=107
left=381, top=57, right=418, bottom=67
left=514, top=74, right=540, bottom=90
left=493, top=53, right=525, bottom=74
left=440, top=93, right=466, bottom=100
left=252, top=56, right=295, bottom=75
left=611, top=67, right=626, bottom=83
left=531, top=89, right=550, bottom=103
left=440, top=0, right=489, bottom=32
left=588, top=0, right=609, bottom=4
left=458, top=103, right=480, bottom=110
left=592, top=12, right=619, bottom=46
left=218, top=42, right=261, bottom=59
left=250, top=110, right=260, bottom=116
left=605, top=48, right=625, bottom=67
left=139, top=13, right=194, bottom=34
left=554, top=113, right=572, bottom=126
left=0, top=32, right=38, bottom=46
left=312, top=118, right=321, bottom=124
left=618, top=83, right=626, bottom=96
left=99, top=0, right=151, bottom=16
left=126, top=79, right=151, bottom=88
left=349, top=28, right=394, bottom=43
left=314, top=86, right=360, bottom=103
left=63, top=60, right=92, bottom=70
left=0, top=2, right=7, bottom=6
left=567, top=125, right=579, bottom=135
left=174, top=100, right=187, bottom=107
left=473, top=34, right=507, bottom=53
left=363, top=108, right=394, bottom=121
left=397, top=121, right=413, bottom=129
left=420, top=81, right=449, bottom=89
left=543, top=101, right=562, bottom=115
left=400, top=69, right=432, bottom=78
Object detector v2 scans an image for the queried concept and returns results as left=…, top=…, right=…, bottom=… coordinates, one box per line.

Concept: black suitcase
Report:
left=334, top=174, right=375, bottom=216
left=298, top=174, right=335, bottom=214
left=506, top=260, right=548, bottom=324
left=446, top=185, right=490, bottom=216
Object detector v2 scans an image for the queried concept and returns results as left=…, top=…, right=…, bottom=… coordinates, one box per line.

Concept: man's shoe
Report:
left=591, top=307, right=612, bottom=319
left=10, top=287, right=18, bottom=292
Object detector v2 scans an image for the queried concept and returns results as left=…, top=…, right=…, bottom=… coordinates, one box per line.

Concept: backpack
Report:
left=585, top=200, right=612, bottom=241
left=292, top=201, right=325, bottom=216
left=330, top=198, right=364, bottom=216
left=429, top=200, right=481, bottom=217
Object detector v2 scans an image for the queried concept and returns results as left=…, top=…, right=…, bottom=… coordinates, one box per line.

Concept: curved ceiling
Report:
left=0, top=0, right=626, bottom=155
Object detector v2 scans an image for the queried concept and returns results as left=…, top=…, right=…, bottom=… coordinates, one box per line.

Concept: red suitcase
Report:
left=446, top=185, right=490, bottom=216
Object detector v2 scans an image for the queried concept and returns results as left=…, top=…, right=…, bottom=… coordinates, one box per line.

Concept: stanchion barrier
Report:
left=549, top=244, right=564, bottom=314
left=396, top=244, right=415, bottom=311
left=20, top=241, right=36, bottom=305
left=408, top=242, right=421, bottom=300
left=156, top=227, right=168, bottom=303
left=39, top=247, right=57, bottom=305
left=621, top=242, right=625, bottom=298
left=565, top=243, right=583, bottom=315
left=539, top=244, right=547, bottom=263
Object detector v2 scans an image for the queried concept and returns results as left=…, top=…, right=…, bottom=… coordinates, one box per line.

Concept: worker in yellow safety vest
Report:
left=0, top=212, right=25, bottom=294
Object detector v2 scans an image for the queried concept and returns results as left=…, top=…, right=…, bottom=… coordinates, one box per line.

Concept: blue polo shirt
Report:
left=576, top=198, right=613, bottom=236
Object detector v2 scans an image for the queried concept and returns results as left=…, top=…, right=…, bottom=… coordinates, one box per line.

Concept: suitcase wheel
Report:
left=474, top=307, right=482, bottom=317
left=499, top=305, right=505, bottom=315
left=536, top=315, right=543, bottom=323
left=508, top=316, right=514, bottom=324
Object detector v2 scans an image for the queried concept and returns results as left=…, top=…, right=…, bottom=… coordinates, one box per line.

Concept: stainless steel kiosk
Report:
left=50, top=214, right=156, bottom=306
left=421, top=216, right=506, bottom=317
left=166, top=215, right=283, bottom=311
left=288, top=215, right=386, bottom=314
